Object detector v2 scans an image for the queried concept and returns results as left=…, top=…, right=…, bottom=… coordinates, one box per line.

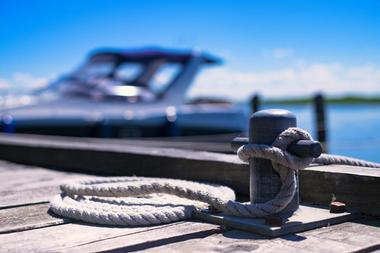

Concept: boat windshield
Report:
left=75, top=61, right=115, bottom=79
left=35, top=59, right=183, bottom=103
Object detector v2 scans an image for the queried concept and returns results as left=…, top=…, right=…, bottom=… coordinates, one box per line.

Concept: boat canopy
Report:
left=88, top=47, right=222, bottom=64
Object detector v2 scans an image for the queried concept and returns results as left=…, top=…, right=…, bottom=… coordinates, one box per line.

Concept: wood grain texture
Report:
left=309, top=220, right=380, bottom=249
left=63, top=221, right=220, bottom=253
left=300, top=164, right=380, bottom=216
left=0, top=203, right=67, bottom=234
left=0, top=134, right=249, bottom=195
left=0, top=164, right=91, bottom=208
left=0, top=221, right=220, bottom=253
left=2, top=219, right=379, bottom=253
left=148, top=219, right=380, bottom=253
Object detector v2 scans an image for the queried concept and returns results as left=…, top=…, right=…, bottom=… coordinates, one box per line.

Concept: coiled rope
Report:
left=49, top=128, right=380, bottom=226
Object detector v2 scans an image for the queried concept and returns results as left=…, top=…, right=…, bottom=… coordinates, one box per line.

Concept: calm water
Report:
left=260, top=104, right=380, bottom=163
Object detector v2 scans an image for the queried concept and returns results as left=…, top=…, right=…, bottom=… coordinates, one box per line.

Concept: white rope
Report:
left=49, top=127, right=380, bottom=226
left=314, top=154, right=380, bottom=168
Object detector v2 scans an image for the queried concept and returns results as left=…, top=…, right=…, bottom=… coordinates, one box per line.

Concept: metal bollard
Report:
left=231, top=109, right=323, bottom=217
left=247, top=109, right=301, bottom=216
left=231, top=110, right=322, bottom=216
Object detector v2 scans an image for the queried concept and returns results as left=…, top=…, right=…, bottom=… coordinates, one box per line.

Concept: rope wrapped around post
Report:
left=49, top=127, right=315, bottom=226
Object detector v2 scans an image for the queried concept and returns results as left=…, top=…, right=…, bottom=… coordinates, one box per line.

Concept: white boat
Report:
left=0, top=47, right=249, bottom=138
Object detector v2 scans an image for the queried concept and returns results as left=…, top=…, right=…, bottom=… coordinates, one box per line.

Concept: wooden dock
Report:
left=0, top=134, right=380, bottom=252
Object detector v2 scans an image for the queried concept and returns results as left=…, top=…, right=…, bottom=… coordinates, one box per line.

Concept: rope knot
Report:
left=237, top=127, right=314, bottom=171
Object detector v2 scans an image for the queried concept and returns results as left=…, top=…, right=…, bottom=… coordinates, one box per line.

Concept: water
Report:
left=260, top=104, right=380, bottom=163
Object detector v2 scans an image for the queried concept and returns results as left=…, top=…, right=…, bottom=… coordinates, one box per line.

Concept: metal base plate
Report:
left=194, top=204, right=360, bottom=237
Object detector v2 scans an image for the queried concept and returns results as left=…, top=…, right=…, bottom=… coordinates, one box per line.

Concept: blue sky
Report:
left=1, top=0, right=380, bottom=99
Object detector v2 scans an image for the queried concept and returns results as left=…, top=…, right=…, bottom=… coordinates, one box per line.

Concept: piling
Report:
left=313, top=93, right=327, bottom=152
left=250, top=94, right=260, bottom=113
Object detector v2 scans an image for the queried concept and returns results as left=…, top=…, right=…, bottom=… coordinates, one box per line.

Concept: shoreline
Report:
left=264, top=96, right=380, bottom=105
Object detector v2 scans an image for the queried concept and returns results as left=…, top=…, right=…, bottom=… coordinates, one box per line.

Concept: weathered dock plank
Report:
left=148, top=220, right=380, bottom=253
left=300, top=164, right=380, bottom=217
left=309, top=220, right=380, bottom=249
left=0, top=163, right=75, bottom=190
left=0, top=133, right=249, bottom=195
left=0, top=221, right=219, bottom=253
left=0, top=203, right=67, bottom=234
left=3, top=215, right=378, bottom=253
left=61, top=222, right=220, bottom=253
left=72, top=134, right=233, bottom=153
left=0, top=164, right=92, bottom=234
left=0, top=164, right=91, bottom=208
left=1, top=185, right=61, bottom=209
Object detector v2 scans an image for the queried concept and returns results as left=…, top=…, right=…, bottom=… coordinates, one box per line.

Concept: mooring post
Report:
left=249, top=109, right=299, bottom=215
left=250, top=94, right=260, bottom=113
left=313, top=93, right=327, bottom=152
